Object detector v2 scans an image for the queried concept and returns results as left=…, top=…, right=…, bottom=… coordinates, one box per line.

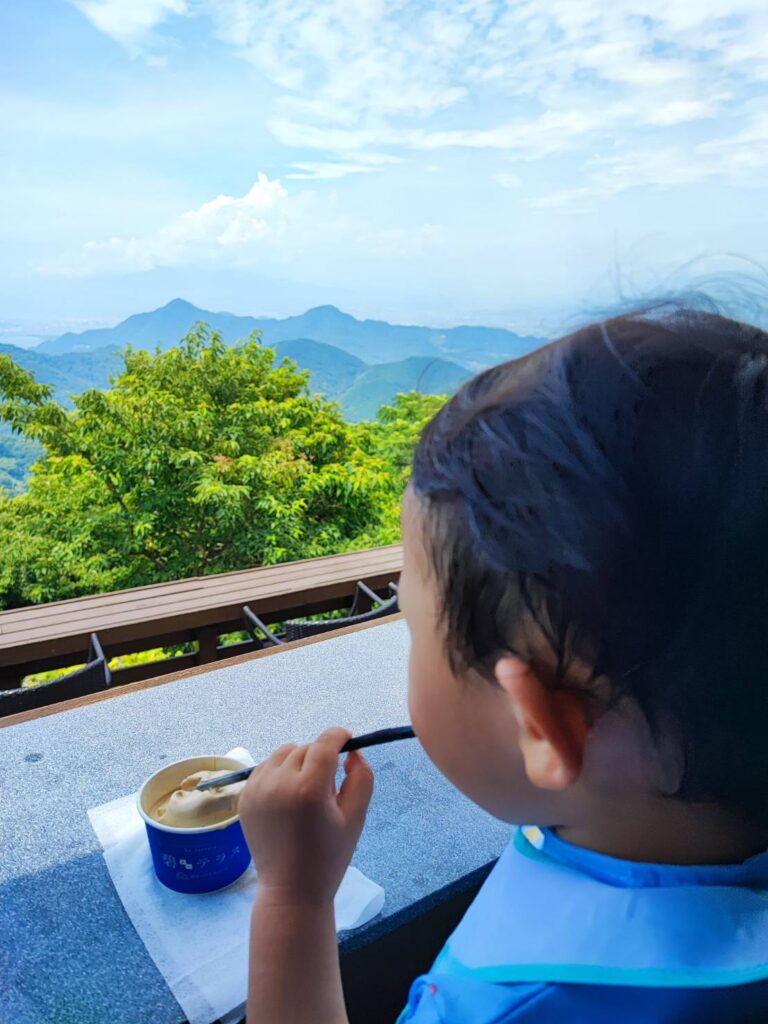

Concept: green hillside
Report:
left=0, top=427, right=41, bottom=493
left=0, top=345, right=123, bottom=490
left=338, top=356, right=472, bottom=421
left=272, top=342, right=470, bottom=419
left=0, top=344, right=122, bottom=405
left=273, top=338, right=366, bottom=397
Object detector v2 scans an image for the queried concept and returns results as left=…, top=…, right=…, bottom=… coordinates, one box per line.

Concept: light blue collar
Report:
left=531, top=825, right=768, bottom=890
left=437, top=826, right=768, bottom=989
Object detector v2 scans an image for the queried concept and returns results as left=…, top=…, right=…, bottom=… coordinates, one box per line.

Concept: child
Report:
left=239, top=307, right=768, bottom=1023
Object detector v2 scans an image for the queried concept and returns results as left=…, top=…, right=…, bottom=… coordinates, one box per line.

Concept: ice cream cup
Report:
left=138, top=755, right=252, bottom=894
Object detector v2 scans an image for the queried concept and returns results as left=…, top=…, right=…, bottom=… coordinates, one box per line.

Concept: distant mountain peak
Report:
left=160, top=297, right=202, bottom=312
left=302, top=304, right=355, bottom=321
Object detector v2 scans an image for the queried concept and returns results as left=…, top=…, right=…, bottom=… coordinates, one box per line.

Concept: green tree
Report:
left=0, top=326, right=394, bottom=609
left=353, top=391, right=448, bottom=546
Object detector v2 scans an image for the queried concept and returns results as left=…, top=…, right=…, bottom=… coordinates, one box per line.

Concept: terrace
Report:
left=0, top=544, right=404, bottom=701
left=0, top=547, right=510, bottom=1024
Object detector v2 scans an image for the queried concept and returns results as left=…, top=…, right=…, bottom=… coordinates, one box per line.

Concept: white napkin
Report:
left=88, top=747, right=385, bottom=1024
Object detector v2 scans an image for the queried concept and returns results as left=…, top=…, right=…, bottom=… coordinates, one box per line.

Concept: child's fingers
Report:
left=284, top=743, right=311, bottom=771
left=337, top=750, right=374, bottom=823
left=249, top=743, right=295, bottom=781
left=302, top=727, right=352, bottom=782
left=268, top=743, right=297, bottom=767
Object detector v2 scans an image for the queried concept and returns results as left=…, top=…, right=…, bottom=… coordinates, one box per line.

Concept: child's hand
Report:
left=238, top=727, right=374, bottom=907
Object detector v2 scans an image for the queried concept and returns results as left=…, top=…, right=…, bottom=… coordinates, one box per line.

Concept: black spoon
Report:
left=195, top=725, right=416, bottom=791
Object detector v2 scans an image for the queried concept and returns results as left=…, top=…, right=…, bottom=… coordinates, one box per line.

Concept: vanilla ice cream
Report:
left=149, top=769, right=245, bottom=829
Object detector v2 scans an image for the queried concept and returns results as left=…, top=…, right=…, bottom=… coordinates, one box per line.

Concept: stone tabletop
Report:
left=0, top=618, right=511, bottom=1024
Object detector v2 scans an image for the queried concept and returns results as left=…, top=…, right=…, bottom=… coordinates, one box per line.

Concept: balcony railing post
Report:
left=195, top=626, right=219, bottom=666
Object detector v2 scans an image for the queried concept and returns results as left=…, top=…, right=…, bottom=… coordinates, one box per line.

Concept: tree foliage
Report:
left=352, top=392, right=448, bottom=546
left=0, top=327, right=446, bottom=610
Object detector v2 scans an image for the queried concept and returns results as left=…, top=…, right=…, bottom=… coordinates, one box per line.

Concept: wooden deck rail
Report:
left=0, top=545, right=403, bottom=689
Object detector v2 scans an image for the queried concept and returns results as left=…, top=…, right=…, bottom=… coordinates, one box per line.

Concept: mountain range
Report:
left=40, top=298, right=545, bottom=370
left=0, top=300, right=547, bottom=490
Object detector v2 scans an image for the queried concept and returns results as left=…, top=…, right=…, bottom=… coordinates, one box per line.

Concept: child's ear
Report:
left=494, top=656, right=589, bottom=790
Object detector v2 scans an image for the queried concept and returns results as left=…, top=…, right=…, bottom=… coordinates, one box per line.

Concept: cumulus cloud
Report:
left=58, top=174, right=290, bottom=273
left=48, top=170, right=444, bottom=276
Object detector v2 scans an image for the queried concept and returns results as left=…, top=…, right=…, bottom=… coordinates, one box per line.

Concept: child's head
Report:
left=399, top=307, right=768, bottom=848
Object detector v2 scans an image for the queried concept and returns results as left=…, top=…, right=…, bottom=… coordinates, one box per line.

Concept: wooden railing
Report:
left=0, top=545, right=403, bottom=690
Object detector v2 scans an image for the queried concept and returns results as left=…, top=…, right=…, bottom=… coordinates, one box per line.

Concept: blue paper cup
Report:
left=138, top=755, right=252, bottom=894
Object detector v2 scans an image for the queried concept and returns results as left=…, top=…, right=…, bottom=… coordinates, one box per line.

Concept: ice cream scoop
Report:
left=149, top=769, right=245, bottom=829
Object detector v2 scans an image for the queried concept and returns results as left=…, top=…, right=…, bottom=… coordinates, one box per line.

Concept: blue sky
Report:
left=2, top=1, right=768, bottom=341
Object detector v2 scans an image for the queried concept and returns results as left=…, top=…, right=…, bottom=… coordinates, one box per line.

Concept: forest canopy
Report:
left=0, top=326, right=445, bottom=610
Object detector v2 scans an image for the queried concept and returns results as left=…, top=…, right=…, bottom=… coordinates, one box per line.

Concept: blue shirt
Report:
left=397, top=826, right=768, bottom=1023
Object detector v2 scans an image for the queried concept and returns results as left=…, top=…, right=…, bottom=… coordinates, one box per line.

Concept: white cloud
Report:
left=176, top=0, right=765, bottom=203
left=71, top=1, right=768, bottom=173
left=57, top=174, right=291, bottom=273
left=267, top=118, right=397, bottom=154
left=285, top=162, right=374, bottom=181
left=45, top=170, right=449, bottom=279
left=70, top=0, right=188, bottom=53
left=413, top=108, right=605, bottom=158
left=646, top=99, right=721, bottom=127
left=62, top=0, right=768, bottom=222
left=533, top=106, right=768, bottom=211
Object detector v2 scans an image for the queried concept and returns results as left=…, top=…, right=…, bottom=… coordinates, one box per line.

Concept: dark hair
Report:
left=411, top=306, right=768, bottom=824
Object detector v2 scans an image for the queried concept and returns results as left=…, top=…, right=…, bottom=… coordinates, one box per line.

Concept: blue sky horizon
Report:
left=2, top=1, right=768, bottom=344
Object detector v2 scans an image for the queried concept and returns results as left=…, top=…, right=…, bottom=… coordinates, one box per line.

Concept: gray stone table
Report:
left=1, top=618, right=511, bottom=1024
